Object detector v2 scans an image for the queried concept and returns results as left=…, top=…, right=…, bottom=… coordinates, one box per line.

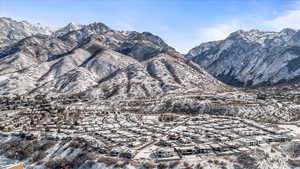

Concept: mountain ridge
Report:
left=0, top=17, right=229, bottom=98
left=187, top=28, right=300, bottom=87
left=0, top=17, right=52, bottom=49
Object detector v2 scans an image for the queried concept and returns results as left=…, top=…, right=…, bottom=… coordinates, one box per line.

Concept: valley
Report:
left=1, top=16, right=300, bottom=169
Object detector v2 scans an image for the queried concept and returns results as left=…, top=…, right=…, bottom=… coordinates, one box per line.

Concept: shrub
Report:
left=169, top=161, right=180, bottom=168
left=114, top=160, right=130, bottom=168
left=143, top=161, right=156, bottom=169
left=183, top=161, right=193, bottom=169
left=86, top=152, right=98, bottom=160
left=45, top=158, right=73, bottom=169
left=31, top=151, right=47, bottom=162
left=69, top=138, right=86, bottom=148
left=219, top=161, right=226, bottom=166
left=195, top=163, right=203, bottom=169
left=157, top=162, right=168, bottom=169
left=97, top=156, right=118, bottom=166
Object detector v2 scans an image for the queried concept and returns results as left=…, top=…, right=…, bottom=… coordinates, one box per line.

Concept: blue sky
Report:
left=1, top=0, right=300, bottom=53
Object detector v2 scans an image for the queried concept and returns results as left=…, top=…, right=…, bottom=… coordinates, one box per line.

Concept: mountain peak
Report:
left=65, top=22, right=83, bottom=30
left=0, top=17, right=52, bottom=48
left=54, top=22, right=84, bottom=37
left=226, top=29, right=279, bottom=44
left=126, top=31, right=170, bottom=48
left=280, top=28, right=297, bottom=35
left=85, top=22, right=111, bottom=33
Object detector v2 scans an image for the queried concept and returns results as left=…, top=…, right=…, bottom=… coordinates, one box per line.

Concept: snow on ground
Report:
left=0, top=155, right=20, bottom=169
left=134, top=143, right=158, bottom=160
left=279, top=124, right=300, bottom=137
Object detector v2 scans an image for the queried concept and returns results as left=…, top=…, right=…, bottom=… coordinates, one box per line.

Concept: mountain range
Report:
left=0, top=17, right=227, bottom=99
left=2, top=17, right=300, bottom=99
left=187, top=29, right=300, bottom=87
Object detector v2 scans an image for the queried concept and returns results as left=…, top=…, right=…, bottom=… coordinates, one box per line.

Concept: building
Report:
left=159, top=113, right=178, bottom=122
left=175, top=146, right=197, bottom=155
left=119, top=148, right=133, bottom=159
left=264, top=135, right=292, bottom=143
left=196, top=144, right=211, bottom=153
left=153, top=148, right=175, bottom=158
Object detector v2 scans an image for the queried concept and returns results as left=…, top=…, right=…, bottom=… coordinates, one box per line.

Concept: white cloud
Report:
left=114, top=21, right=136, bottom=31
left=265, top=1, right=300, bottom=30
left=195, top=1, right=300, bottom=45
left=197, top=23, right=241, bottom=43
left=120, top=23, right=136, bottom=31
left=265, top=9, right=300, bottom=30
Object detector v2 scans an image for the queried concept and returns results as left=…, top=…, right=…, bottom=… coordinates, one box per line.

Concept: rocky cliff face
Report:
left=0, top=18, right=228, bottom=99
left=187, top=29, right=300, bottom=87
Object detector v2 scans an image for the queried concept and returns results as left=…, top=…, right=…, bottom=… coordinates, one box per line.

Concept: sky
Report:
left=1, top=0, right=300, bottom=53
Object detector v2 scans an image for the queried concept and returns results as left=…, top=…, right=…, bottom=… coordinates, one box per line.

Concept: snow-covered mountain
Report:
left=0, top=17, right=52, bottom=49
left=0, top=18, right=228, bottom=98
left=53, top=22, right=84, bottom=37
left=187, top=29, right=300, bottom=87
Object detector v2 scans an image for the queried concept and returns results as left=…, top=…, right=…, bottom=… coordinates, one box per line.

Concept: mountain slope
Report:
left=0, top=18, right=228, bottom=98
left=187, top=29, right=300, bottom=87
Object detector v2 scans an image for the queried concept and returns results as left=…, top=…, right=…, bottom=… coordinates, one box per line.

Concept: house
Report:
left=196, top=144, right=211, bottom=153
left=96, top=147, right=108, bottom=154
left=175, top=146, right=197, bottom=155
left=119, top=149, right=133, bottom=159
left=264, top=135, right=292, bottom=143
left=210, top=143, right=227, bottom=152
left=159, top=113, right=178, bottom=122
left=109, top=148, right=120, bottom=156
left=153, top=148, right=175, bottom=158
left=176, top=135, right=188, bottom=142
left=155, top=139, right=172, bottom=147
left=239, top=138, right=259, bottom=147
left=168, top=133, right=181, bottom=140
left=224, top=140, right=242, bottom=149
